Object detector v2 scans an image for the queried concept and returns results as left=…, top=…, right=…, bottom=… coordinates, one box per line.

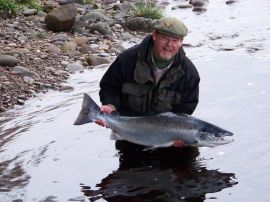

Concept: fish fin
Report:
left=74, top=93, right=101, bottom=125
left=143, top=146, right=158, bottom=152
left=143, top=142, right=174, bottom=151
left=110, top=130, right=124, bottom=140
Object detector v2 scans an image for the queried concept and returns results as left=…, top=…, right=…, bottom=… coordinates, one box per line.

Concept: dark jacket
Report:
left=99, top=35, right=200, bottom=116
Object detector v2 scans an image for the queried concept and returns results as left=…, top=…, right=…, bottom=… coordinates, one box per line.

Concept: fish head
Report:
left=199, top=123, right=233, bottom=137
left=195, top=132, right=234, bottom=147
left=194, top=124, right=234, bottom=147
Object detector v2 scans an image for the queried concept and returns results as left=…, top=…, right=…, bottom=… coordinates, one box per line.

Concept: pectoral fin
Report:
left=143, top=142, right=174, bottom=151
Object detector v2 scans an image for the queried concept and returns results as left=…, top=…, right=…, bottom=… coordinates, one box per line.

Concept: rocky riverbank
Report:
left=0, top=0, right=216, bottom=113
left=0, top=0, right=156, bottom=113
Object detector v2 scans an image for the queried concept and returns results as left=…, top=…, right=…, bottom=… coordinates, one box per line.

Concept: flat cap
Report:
left=154, top=17, right=188, bottom=38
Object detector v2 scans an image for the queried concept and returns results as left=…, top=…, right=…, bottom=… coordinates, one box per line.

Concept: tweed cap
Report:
left=154, top=17, right=188, bottom=38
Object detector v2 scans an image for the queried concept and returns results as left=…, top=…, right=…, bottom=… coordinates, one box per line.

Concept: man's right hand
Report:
left=95, top=104, right=116, bottom=127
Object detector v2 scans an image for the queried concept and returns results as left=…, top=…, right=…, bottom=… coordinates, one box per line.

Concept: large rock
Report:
left=45, top=4, right=77, bottom=32
left=189, top=0, right=209, bottom=7
left=86, top=54, right=111, bottom=66
left=59, top=0, right=84, bottom=5
left=80, top=11, right=110, bottom=23
left=11, top=66, right=40, bottom=79
left=123, top=17, right=157, bottom=32
left=0, top=55, right=18, bottom=67
left=91, top=22, right=112, bottom=35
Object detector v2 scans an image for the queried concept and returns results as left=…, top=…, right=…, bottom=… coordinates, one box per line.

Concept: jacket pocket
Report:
left=122, top=83, right=151, bottom=113
left=155, top=90, right=182, bottom=112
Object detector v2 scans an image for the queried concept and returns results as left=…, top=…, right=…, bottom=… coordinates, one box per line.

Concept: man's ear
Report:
left=152, top=30, right=158, bottom=41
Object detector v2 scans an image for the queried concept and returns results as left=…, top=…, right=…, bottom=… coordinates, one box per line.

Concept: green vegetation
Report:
left=0, top=0, right=18, bottom=15
left=16, top=0, right=42, bottom=10
left=0, top=0, right=42, bottom=17
left=133, top=0, right=163, bottom=19
left=83, top=0, right=92, bottom=4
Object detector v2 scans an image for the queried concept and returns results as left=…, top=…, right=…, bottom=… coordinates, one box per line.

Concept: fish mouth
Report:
left=196, top=132, right=234, bottom=147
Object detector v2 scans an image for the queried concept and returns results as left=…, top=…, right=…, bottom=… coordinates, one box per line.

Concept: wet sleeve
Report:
left=177, top=77, right=200, bottom=115
left=99, top=57, right=123, bottom=110
left=174, top=65, right=200, bottom=115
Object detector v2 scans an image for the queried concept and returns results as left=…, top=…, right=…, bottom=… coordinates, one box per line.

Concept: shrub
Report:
left=84, top=0, right=92, bottom=4
left=133, top=0, right=163, bottom=19
left=0, top=0, right=18, bottom=14
left=16, top=0, right=42, bottom=10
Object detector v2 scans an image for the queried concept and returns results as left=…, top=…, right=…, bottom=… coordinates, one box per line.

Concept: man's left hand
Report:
left=173, top=140, right=185, bottom=147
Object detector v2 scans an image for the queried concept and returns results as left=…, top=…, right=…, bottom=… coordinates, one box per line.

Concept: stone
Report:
left=66, top=63, right=84, bottom=73
left=86, top=54, right=111, bottom=66
left=45, top=4, right=77, bottom=32
left=0, top=55, right=18, bottom=67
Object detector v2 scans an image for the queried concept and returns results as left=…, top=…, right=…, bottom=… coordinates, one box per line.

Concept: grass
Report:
left=133, top=1, right=163, bottom=19
left=0, top=0, right=42, bottom=16
left=0, top=0, right=18, bottom=14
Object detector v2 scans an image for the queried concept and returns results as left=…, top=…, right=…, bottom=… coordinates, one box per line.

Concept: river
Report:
left=1, top=0, right=270, bottom=201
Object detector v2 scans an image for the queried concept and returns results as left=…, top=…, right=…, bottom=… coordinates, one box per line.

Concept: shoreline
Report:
left=0, top=1, right=149, bottom=114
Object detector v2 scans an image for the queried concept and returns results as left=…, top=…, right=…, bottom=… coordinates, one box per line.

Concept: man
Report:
left=96, top=17, right=200, bottom=150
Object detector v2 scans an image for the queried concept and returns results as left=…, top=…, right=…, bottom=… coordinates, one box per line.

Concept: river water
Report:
left=1, top=0, right=270, bottom=201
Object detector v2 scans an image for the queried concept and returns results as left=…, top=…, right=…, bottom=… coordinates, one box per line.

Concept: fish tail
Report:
left=73, top=93, right=101, bottom=125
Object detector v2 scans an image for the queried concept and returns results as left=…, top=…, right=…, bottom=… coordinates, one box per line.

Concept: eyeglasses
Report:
left=157, top=32, right=183, bottom=46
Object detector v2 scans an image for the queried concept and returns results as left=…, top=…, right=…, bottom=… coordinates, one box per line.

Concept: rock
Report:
left=72, top=37, right=89, bottom=46
left=11, top=66, right=40, bottom=79
left=123, top=17, right=157, bottom=32
left=46, top=44, right=62, bottom=55
left=66, top=63, right=84, bottom=73
left=0, top=55, right=18, bottom=67
left=17, top=99, right=25, bottom=105
left=80, top=11, right=111, bottom=23
left=0, top=106, right=7, bottom=112
left=113, top=2, right=135, bottom=12
left=80, top=44, right=95, bottom=54
left=101, top=0, right=118, bottom=5
left=86, top=54, right=111, bottom=66
left=189, top=0, right=209, bottom=7
left=60, top=85, right=74, bottom=92
left=45, top=4, right=77, bottom=32
left=59, top=0, right=84, bottom=5
left=192, top=6, right=207, bottom=13
left=226, top=0, right=239, bottom=4
left=91, top=22, right=112, bottom=35
left=23, top=76, right=35, bottom=83
left=172, top=3, right=193, bottom=10
left=61, top=42, right=77, bottom=53
left=23, top=9, right=38, bottom=16
left=4, top=49, right=30, bottom=56
left=119, top=32, right=133, bottom=41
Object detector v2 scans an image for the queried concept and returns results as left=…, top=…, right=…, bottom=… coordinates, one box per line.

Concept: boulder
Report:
left=45, top=4, right=77, bottom=32
left=0, top=55, right=18, bottom=67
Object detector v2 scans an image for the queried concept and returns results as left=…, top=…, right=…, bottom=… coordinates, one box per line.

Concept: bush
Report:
left=0, top=0, right=42, bottom=18
left=16, top=0, right=42, bottom=10
left=133, top=0, right=163, bottom=19
left=84, top=0, right=92, bottom=4
left=0, top=0, right=18, bottom=14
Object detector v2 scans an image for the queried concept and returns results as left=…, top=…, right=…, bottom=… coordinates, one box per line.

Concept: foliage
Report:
left=16, top=0, right=42, bottom=10
left=0, top=0, right=18, bottom=14
left=84, top=0, right=92, bottom=4
left=133, top=0, right=163, bottom=19
left=0, top=0, right=42, bottom=17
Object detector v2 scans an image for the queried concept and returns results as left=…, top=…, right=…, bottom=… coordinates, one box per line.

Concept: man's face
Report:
left=152, top=31, right=183, bottom=61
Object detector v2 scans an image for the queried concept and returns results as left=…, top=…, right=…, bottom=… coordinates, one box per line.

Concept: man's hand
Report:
left=173, top=140, right=185, bottom=147
left=95, top=104, right=116, bottom=127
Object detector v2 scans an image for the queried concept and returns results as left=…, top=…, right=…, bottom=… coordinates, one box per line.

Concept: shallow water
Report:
left=1, top=0, right=270, bottom=201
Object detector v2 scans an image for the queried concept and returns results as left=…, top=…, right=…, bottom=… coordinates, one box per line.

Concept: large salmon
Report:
left=74, top=94, right=233, bottom=148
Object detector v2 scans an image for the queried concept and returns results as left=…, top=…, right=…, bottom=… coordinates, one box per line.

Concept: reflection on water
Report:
left=82, top=147, right=237, bottom=202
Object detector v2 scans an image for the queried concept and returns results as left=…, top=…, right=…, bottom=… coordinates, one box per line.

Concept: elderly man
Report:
left=97, top=17, right=200, bottom=150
